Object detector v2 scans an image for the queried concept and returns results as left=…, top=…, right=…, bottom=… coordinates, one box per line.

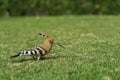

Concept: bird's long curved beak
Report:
left=54, top=42, right=65, bottom=49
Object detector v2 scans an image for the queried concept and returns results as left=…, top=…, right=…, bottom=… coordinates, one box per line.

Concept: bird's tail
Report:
left=10, top=51, right=30, bottom=58
left=10, top=54, right=20, bottom=58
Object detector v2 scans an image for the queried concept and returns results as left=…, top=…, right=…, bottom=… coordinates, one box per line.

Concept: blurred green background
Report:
left=0, top=0, right=120, bottom=17
left=1, top=1, right=120, bottom=80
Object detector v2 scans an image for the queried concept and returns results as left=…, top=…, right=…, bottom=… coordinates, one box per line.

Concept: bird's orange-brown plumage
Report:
left=38, top=33, right=54, bottom=53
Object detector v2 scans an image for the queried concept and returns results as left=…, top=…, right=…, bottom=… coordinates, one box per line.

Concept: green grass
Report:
left=0, top=16, right=120, bottom=80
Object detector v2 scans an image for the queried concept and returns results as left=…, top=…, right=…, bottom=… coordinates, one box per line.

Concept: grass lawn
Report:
left=0, top=16, right=120, bottom=80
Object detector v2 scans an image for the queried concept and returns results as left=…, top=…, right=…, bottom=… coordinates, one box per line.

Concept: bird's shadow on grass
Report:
left=10, top=58, right=34, bottom=63
left=45, top=55, right=89, bottom=61
left=10, top=55, right=87, bottom=63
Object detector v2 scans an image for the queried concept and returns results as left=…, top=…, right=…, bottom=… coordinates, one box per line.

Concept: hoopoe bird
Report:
left=10, top=33, right=65, bottom=60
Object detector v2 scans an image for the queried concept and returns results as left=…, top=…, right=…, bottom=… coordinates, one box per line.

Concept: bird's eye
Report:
left=43, top=35, right=45, bottom=37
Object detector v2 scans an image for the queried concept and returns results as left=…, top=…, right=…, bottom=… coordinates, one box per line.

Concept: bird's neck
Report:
left=40, top=40, right=53, bottom=52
